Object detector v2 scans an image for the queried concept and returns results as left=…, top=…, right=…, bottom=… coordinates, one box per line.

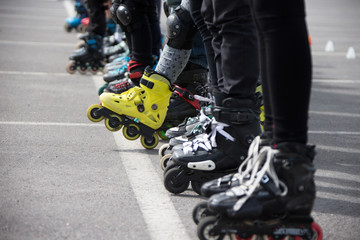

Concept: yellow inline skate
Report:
left=87, top=68, right=173, bottom=149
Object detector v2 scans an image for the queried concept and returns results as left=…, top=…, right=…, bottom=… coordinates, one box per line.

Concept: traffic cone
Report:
left=346, top=47, right=356, bottom=59
left=325, top=40, right=334, bottom=52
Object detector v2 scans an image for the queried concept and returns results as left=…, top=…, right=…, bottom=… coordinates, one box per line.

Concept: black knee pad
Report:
left=166, top=5, right=197, bottom=50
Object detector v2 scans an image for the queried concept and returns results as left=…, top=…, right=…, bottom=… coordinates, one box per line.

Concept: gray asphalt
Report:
left=0, top=0, right=359, bottom=240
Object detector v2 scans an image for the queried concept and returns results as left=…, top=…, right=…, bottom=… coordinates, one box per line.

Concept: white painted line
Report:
left=63, top=0, right=76, bottom=17
left=316, top=145, right=360, bottom=154
left=92, top=75, right=192, bottom=240
left=312, top=87, right=360, bottom=96
left=0, top=70, right=70, bottom=77
left=0, top=121, right=102, bottom=127
left=316, top=191, right=360, bottom=204
left=0, top=40, right=74, bottom=47
left=309, top=110, right=360, bottom=118
left=112, top=132, right=192, bottom=240
left=313, top=79, right=359, bottom=84
left=311, top=51, right=350, bottom=56
left=317, top=169, right=360, bottom=183
left=316, top=180, right=360, bottom=192
left=309, top=130, right=360, bottom=135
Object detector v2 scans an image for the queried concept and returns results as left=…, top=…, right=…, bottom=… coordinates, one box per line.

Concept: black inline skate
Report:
left=66, top=34, right=104, bottom=74
left=196, top=142, right=323, bottom=240
left=163, top=92, right=263, bottom=195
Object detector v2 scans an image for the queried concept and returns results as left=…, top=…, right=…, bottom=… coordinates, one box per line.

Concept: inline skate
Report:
left=163, top=93, right=263, bottom=195
left=87, top=67, right=173, bottom=149
left=67, top=34, right=104, bottom=74
left=196, top=142, right=323, bottom=240
left=64, top=0, right=88, bottom=33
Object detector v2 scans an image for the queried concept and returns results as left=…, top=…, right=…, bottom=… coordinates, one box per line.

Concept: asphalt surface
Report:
left=0, top=0, right=359, bottom=240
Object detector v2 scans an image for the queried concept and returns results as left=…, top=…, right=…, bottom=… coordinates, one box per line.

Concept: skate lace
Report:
left=229, top=147, right=288, bottom=212
left=182, top=118, right=235, bottom=154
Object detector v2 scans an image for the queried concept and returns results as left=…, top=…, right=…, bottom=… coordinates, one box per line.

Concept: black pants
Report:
left=201, top=0, right=259, bottom=98
left=250, top=0, right=312, bottom=144
left=122, top=0, right=162, bottom=65
left=86, top=0, right=106, bottom=36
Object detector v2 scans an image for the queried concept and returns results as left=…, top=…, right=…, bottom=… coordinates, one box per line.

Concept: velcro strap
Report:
left=174, top=85, right=200, bottom=110
left=140, top=78, right=154, bottom=89
left=128, top=71, right=143, bottom=79
left=212, top=107, right=259, bottom=124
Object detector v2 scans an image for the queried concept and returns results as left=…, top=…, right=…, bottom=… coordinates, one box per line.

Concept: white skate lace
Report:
left=228, top=147, right=288, bottom=212
left=182, top=119, right=235, bottom=154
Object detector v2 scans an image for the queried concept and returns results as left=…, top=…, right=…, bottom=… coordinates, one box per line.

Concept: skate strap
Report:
left=182, top=119, right=235, bottom=154
left=212, top=107, right=259, bottom=124
left=128, top=71, right=143, bottom=80
left=140, top=78, right=154, bottom=89
left=174, top=85, right=200, bottom=110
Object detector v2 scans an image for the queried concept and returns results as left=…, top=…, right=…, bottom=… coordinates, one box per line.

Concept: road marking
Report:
left=309, top=110, right=360, bottom=118
left=0, top=70, right=70, bottom=77
left=91, top=76, right=192, bottom=240
left=316, top=191, right=360, bottom=204
left=316, top=180, right=360, bottom=192
left=312, top=87, right=360, bottom=96
left=112, top=132, right=192, bottom=240
left=309, top=130, right=360, bottom=135
left=313, top=79, right=359, bottom=84
left=0, top=121, right=102, bottom=127
left=316, top=145, right=360, bottom=154
left=317, top=169, right=360, bottom=183
left=0, top=40, right=74, bottom=47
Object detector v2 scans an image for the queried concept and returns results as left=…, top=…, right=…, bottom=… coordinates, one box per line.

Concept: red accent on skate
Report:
left=312, top=222, right=323, bottom=240
left=174, top=85, right=201, bottom=110
left=114, top=81, right=131, bottom=90
left=81, top=17, right=89, bottom=27
left=128, top=71, right=143, bottom=79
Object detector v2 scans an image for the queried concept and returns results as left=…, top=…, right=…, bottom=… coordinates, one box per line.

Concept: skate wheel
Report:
left=140, top=133, right=159, bottom=149
left=104, top=114, right=123, bottom=131
left=192, top=201, right=212, bottom=225
left=89, top=66, right=100, bottom=75
left=312, top=222, right=323, bottom=240
left=158, top=143, right=170, bottom=158
left=66, top=61, right=77, bottom=74
left=87, top=104, right=104, bottom=122
left=76, top=24, right=86, bottom=33
left=122, top=124, right=140, bottom=140
left=75, top=40, right=85, bottom=49
left=191, top=181, right=204, bottom=195
left=157, top=130, right=168, bottom=140
left=79, top=65, right=88, bottom=75
left=197, top=216, right=223, bottom=240
left=98, top=83, right=108, bottom=96
left=163, top=167, right=189, bottom=194
left=160, top=154, right=172, bottom=171
left=64, top=23, right=72, bottom=32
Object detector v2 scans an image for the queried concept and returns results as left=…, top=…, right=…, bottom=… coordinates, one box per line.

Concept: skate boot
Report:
left=66, top=34, right=104, bottom=74
left=64, top=0, right=88, bottom=33
left=87, top=67, right=173, bottom=149
left=156, top=63, right=209, bottom=139
left=163, top=94, right=262, bottom=195
left=196, top=143, right=322, bottom=240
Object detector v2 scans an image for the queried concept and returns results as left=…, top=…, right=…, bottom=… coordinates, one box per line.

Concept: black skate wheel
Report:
left=87, top=104, right=104, bottom=122
left=76, top=24, right=86, bottom=33
left=140, top=134, right=159, bottom=149
left=158, top=143, right=170, bottom=158
left=197, top=216, right=223, bottom=240
left=104, top=114, right=123, bottom=131
left=64, top=23, right=72, bottom=32
left=191, top=181, right=204, bottom=195
left=160, top=154, right=172, bottom=171
left=79, top=65, right=87, bottom=75
left=163, top=167, right=189, bottom=194
left=122, top=124, right=140, bottom=140
left=192, top=201, right=212, bottom=225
